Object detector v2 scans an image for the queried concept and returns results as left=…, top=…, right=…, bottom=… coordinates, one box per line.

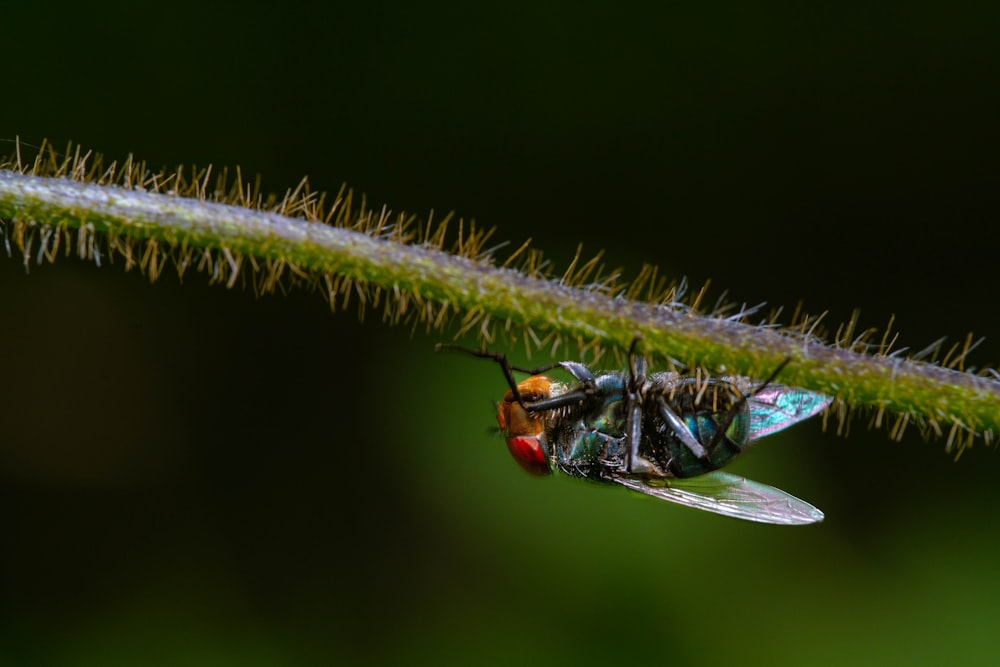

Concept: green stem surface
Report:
left=2, top=170, right=997, bottom=446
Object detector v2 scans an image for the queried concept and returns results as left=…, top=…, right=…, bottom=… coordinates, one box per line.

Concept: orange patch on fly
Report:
left=496, top=375, right=553, bottom=476
left=496, top=375, right=552, bottom=436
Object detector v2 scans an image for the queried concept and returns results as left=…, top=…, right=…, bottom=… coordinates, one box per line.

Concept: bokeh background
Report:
left=3, top=2, right=1000, bottom=665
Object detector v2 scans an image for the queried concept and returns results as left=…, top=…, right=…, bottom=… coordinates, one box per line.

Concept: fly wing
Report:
left=748, top=386, right=831, bottom=439
left=610, top=471, right=824, bottom=525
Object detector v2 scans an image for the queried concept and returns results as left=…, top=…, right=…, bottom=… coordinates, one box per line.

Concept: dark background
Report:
left=2, top=2, right=1000, bottom=665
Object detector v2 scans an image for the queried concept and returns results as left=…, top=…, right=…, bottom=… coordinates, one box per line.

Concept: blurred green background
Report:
left=3, top=2, right=1000, bottom=665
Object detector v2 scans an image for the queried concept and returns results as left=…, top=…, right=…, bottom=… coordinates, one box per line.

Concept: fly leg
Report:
left=435, top=344, right=601, bottom=413
left=656, top=396, right=709, bottom=460
left=435, top=344, right=565, bottom=409
left=623, top=339, right=665, bottom=476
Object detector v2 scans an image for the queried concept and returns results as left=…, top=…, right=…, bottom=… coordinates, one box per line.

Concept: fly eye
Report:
left=505, top=436, right=551, bottom=476
left=503, top=390, right=542, bottom=406
left=518, top=391, right=543, bottom=404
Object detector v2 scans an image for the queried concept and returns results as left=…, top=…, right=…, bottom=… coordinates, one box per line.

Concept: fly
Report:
left=439, top=343, right=831, bottom=525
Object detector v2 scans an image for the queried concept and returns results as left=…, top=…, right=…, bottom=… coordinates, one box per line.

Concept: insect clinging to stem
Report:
left=439, top=342, right=831, bottom=525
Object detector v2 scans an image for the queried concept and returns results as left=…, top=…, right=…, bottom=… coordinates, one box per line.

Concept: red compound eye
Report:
left=505, top=436, right=550, bottom=476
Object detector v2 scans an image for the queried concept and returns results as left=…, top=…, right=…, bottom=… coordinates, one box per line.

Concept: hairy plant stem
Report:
left=2, top=169, right=998, bottom=447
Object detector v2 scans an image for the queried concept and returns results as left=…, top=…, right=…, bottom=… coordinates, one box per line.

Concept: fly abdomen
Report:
left=649, top=378, right=753, bottom=478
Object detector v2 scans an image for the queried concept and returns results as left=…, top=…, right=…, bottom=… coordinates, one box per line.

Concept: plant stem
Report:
left=2, top=169, right=998, bottom=448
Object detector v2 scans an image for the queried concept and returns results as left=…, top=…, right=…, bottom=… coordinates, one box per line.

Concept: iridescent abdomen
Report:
left=647, top=378, right=751, bottom=478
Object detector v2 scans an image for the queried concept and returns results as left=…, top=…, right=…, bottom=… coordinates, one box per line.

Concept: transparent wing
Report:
left=610, top=471, right=824, bottom=525
left=748, top=386, right=831, bottom=439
